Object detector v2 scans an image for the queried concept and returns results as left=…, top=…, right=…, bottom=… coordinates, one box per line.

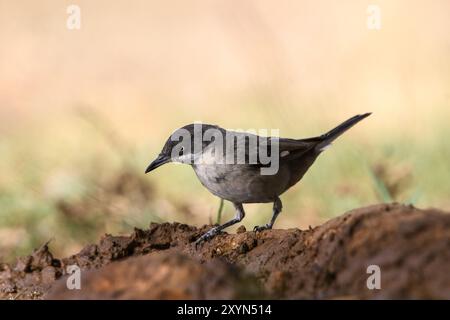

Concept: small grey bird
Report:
left=145, top=113, right=371, bottom=244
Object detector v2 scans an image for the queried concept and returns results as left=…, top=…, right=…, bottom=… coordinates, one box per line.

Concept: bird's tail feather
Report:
left=315, top=113, right=371, bottom=151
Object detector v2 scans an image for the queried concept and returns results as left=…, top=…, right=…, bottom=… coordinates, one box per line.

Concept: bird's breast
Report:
left=192, top=162, right=291, bottom=203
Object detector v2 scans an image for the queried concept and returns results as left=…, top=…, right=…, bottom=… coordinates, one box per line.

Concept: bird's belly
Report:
left=192, top=164, right=290, bottom=203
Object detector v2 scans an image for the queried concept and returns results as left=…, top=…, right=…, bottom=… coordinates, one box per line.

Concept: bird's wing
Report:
left=241, top=136, right=319, bottom=166
left=277, top=137, right=319, bottom=150
left=273, top=137, right=319, bottom=161
left=205, top=131, right=319, bottom=165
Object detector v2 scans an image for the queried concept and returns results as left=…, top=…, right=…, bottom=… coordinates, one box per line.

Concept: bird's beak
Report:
left=145, top=154, right=170, bottom=173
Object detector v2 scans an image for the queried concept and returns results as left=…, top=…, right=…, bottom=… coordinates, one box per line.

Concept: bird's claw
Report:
left=253, top=224, right=271, bottom=232
left=195, top=228, right=218, bottom=248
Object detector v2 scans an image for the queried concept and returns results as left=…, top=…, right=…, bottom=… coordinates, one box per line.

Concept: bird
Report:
left=145, top=113, right=371, bottom=245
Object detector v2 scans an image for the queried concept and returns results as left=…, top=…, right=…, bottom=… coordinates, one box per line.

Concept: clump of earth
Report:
left=1, top=203, right=450, bottom=299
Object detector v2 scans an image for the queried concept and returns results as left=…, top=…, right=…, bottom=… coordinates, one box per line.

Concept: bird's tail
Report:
left=314, top=113, right=371, bottom=151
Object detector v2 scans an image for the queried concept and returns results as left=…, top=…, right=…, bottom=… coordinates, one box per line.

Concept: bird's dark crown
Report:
left=160, top=123, right=223, bottom=156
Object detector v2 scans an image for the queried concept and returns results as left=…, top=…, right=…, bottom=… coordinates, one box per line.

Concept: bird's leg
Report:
left=253, top=197, right=282, bottom=232
left=195, top=203, right=245, bottom=246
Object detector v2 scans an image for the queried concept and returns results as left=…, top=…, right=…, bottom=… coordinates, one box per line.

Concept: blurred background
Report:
left=0, top=0, right=449, bottom=261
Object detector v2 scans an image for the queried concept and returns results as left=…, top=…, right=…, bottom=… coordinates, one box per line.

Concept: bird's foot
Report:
left=253, top=224, right=272, bottom=232
left=195, top=227, right=219, bottom=248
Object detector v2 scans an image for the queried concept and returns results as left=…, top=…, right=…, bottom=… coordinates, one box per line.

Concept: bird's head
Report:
left=145, top=123, right=221, bottom=173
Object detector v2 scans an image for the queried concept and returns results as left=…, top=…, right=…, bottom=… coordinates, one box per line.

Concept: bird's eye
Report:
left=179, top=146, right=185, bottom=155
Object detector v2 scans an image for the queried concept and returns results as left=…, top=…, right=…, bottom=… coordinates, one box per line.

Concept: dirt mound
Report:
left=1, top=203, right=450, bottom=299
left=46, top=252, right=263, bottom=299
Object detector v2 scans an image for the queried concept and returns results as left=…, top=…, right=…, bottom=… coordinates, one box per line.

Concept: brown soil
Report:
left=1, top=203, right=450, bottom=299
